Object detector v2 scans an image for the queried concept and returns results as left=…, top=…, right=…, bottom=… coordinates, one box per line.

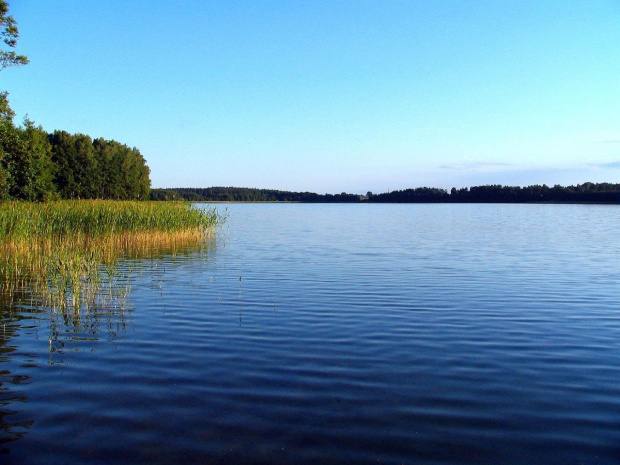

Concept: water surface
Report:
left=2, top=204, right=620, bottom=464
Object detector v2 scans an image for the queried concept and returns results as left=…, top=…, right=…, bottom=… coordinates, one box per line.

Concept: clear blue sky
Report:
left=4, top=0, right=619, bottom=193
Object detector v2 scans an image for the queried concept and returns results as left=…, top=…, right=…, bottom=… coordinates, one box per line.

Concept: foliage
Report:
left=0, top=1, right=151, bottom=201
left=49, top=132, right=151, bottom=200
left=150, top=187, right=363, bottom=203
left=150, top=188, right=185, bottom=201
left=1, top=117, right=56, bottom=201
left=0, top=94, right=151, bottom=201
left=369, top=183, right=620, bottom=203
left=0, top=99, right=56, bottom=201
left=152, top=184, right=620, bottom=204
left=368, top=187, right=450, bottom=203
left=0, top=0, right=28, bottom=71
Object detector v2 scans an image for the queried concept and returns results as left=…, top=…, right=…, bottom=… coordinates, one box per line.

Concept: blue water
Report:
left=2, top=203, right=620, bottom=464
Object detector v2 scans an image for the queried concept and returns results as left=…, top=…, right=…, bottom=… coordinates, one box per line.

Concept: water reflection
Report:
left=0, top=374, right=33, bottom=455
left=0, top=230, right=216, bottom=451
left=0, top=298, right=34, bottom=455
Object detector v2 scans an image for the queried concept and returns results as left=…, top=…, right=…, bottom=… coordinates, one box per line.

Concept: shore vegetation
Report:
left=0, top=200, right=219, bottom=309
left=151, top=183, right=620, bottom=204
left=0, top=3, right=222, bottom=312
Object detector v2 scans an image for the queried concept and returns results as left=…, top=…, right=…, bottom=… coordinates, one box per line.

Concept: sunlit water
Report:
left=2, top=203, right=620, bottom=464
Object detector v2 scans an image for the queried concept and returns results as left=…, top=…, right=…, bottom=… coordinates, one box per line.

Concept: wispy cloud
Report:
left=439, top=160, right=513, bottom=171
left=588, top=160, right=620, bottom=169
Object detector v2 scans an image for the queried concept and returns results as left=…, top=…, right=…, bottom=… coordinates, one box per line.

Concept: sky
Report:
left=3, top=0, right=620, bottom=193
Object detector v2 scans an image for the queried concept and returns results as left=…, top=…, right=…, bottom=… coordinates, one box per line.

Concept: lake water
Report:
left=2, top=203, right=620, bottom=464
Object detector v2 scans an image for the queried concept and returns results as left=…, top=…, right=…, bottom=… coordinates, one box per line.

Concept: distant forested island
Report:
left=151, top=184, right=620, bottom=204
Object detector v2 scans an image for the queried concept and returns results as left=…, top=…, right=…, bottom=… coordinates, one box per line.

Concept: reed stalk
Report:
left=0, top=200, right=219, bottom=310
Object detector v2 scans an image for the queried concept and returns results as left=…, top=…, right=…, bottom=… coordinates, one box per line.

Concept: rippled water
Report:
left=2, top=203, right=620, bottom=464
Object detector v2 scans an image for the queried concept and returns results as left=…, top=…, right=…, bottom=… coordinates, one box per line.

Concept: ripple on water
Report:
left=2, top=204, right=620, bottom=464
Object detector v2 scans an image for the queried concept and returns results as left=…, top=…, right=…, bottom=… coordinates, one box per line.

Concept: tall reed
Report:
left=0, top=200, right=219, bottom=310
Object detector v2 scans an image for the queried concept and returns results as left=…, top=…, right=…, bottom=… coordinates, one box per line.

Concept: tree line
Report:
left=150, top=187, right=360, bottom=203
left=0, top=1, right=150, bottom=201
left=151, top=183, right=620, bottom=204
left=0, top=96, right=151, bottom=201
left=369, top=183, right=620, bottom=203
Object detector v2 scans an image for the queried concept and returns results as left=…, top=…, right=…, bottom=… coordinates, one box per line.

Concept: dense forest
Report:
left=150, top=187, right=360, bottom=203
left=0, top=97, right=151, bottom=201
left=151, top=183, right=620, bottom=204
left=369, top=183, right=620, bottom=203
left=0, top=1, right=150, bottom=201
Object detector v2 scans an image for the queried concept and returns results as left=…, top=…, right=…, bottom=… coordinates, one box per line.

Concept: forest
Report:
left=369, top=183, right=620, bottom=203
left=0, top=93, right=151, bottom=201
left=151, top=183, right=620, bottom=204
left=150, top=187, right=360, bottom=203
left=0, top=1, right=150, bottom=201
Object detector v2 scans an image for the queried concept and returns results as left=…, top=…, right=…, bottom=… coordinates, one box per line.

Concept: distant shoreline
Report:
left=152, top=183, right=620, bottom=204
left=194, top=200, right=619, bottom=205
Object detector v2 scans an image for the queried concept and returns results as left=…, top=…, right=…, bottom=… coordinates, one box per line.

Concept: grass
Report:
left=0, top=200, right=219, bottom=310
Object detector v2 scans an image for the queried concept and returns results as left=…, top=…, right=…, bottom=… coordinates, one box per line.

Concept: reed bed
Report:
left=0, top=200, right=218, bottom=240
left=0, top=200, right=219, bottom=310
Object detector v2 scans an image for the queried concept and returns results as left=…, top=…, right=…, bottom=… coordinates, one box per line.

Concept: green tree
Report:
left=92, top=138, right=150, bottom=200
left=94, top=138, right=124, bottom=199
left=49, top=130, right=80, bottom=198
left=0, top=115, right=55, bottom=201
left=0, top=92, right=15, bottom=198
left=15, top=118, right=55, bottom=200
left=128, top=147, right=151, bottom=200
left=0, top=110, right=14, bottom=199
left=0, top=91, right=14, bottom=119
left=0, top=114, right=29, bottom=200
left=0, top=1, right=28, bottom=71
left=73, top=133, right=99, bottom=198
left=0, top=1, right=28, bottom=199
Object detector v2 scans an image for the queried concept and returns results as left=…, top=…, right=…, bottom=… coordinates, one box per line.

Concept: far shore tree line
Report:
left=151, top=183, right=620, bottom=204
left=2, top=2, right=618, bottom=206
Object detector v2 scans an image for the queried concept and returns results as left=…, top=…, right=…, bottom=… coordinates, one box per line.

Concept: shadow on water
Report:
left=0, top=230, right=217, bottom=453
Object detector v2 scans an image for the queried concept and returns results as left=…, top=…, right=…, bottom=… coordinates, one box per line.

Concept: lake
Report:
left=2, top=203, right=620, bottom=464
